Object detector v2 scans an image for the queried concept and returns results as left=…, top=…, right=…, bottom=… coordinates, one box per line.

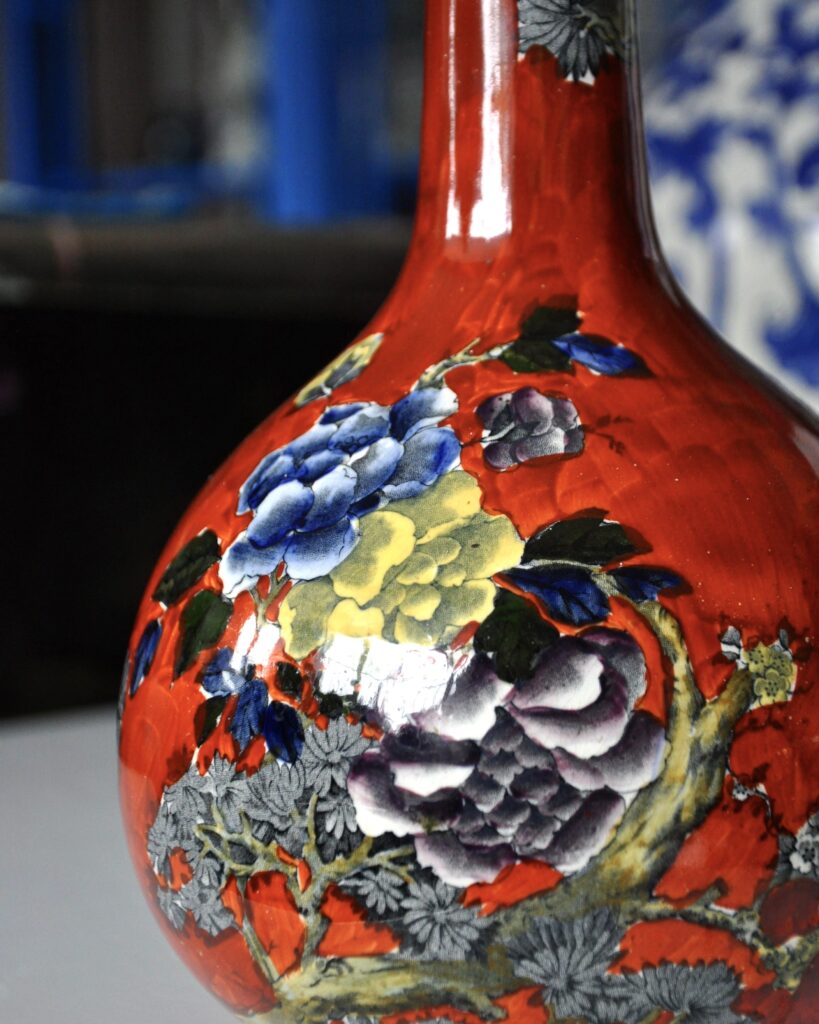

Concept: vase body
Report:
left=119, top=2, right=819, bottom=1022
left=645, top=0, right=819, bottom=413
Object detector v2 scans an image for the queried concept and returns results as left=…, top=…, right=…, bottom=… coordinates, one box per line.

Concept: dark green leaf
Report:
left=523, top=517, right=637, bottom=567
left=153, top=530, right=221, bottom=606
left=501, top=336, right=573, bottom=374
left=195, top=696, right=228, bottom=747
left=318, top=692, right=346, bottom=719
left=519, top=306, right=582, bottom=342
left=277, top=662, right=303, bottom=699
left=474, top=590, right=559, bottom=682
left=175, top=590, right=233, bottom=678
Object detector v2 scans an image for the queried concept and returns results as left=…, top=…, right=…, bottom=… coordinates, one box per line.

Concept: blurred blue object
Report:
left=645, top=0, right=819, bottom=409
left=2, top=0, right=84, bottom=188
left=261, top=0, right=391, bottom=222
left=0, top=0, right=394, bottom=223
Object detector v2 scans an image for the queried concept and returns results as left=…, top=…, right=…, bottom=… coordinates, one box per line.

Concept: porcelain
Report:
left=646, top=0, right=819, bottom=412
left=119, top=2, right=819, bottom=1022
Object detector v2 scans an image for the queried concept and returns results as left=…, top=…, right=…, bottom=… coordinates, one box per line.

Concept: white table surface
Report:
left=0, top=707, right=231, bottom=1023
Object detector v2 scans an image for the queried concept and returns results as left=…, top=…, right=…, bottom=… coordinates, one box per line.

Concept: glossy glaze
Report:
left=120, top=2, right=819, bottom=1021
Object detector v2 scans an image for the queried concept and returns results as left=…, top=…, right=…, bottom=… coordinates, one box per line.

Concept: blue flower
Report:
left=220, top=388, right=460, bottom=596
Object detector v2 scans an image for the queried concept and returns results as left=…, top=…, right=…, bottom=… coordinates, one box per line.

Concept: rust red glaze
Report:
left=120, top=0, right=819, bottom=1018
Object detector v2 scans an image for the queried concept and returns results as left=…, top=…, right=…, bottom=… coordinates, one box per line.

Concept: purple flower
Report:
left=477, top=387, right=583, bottom=471
left=347, top=629, right=665, bottom=887
left=220, top=389, right=460, bottom=596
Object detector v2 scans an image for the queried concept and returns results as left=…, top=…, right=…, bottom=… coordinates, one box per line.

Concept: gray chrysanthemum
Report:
left=400, top=879, right=489, bottom=960
left=208, top=753, right=251, bottom=832
left=180, top=876, right=235, bottom=937
left=163, top=765, right=211, bottom=841
left=318, top=792, right=359, bottom=839
left=518, top=0, right=622, bottom=80
left=246, top=759, right=306, bottom=831
left=302, top=718, right=372, bottom=797
left=156, top=884, right=187, bottom=931
left=621, top=962, right=743, bottom=1024
left=342, top=868, right=406, bottom=916
left=148, top=801, right=180, bottom=878
left=508, top=909, right=623, bottom=1019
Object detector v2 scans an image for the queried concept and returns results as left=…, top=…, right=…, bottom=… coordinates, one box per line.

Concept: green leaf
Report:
left=523, top=517, right=637, bottom=567
left=499, top=305, right=582, bottom=374
left=501, top=337, right=572, bottom=374
left=519, top=306, right=582, bottom=342
left=153, top=530, right=221, bottom=606
left=195, top=695, right=228, bottom=747
left=175, top=590, right=233, bottom=678
left=474, top=590, right=559, bottom=682
left=276, top=662, right=303, bottom=699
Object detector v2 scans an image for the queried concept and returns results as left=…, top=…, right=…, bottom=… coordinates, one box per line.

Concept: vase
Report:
left=118, top=2, right=819, bottom=1022
left=645, top=0, right=819, bottom=413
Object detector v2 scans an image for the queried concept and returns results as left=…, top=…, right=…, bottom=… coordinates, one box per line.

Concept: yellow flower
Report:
left=294, top=332, right=383, bottom=406
left=748, top=642, right=796, bottom=707
left=279, top=472, right=524, bottom=658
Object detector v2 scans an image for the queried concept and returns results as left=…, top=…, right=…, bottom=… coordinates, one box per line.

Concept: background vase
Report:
left=119, top=1, right=819, bottom=1021
left=645, top=0, right=819, bottom=412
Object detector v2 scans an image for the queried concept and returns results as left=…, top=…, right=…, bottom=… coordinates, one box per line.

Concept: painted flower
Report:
left=789, top=813, right=819, bottom=880
left=341, top=867, right=405, bottom=915
left=156, top=884, right=187, bottom=931
left=180, top=876, right=235, bottom=936
left=621, top=962, right=744, bottom=1024
left=317, top=792, right=359, bottom=839
left=348, top=629, right=665, bottom=886
left=201, top=647, right=256, bottom=698
left=301, top=718, right=372, bottom=796
left=245, top=759, right=307, bottom=855
left=294, top=332, right=383, bottom=406
left=399, top=879, right=490, bottom=960
left=208, top=753, right=250, bottom=832
left=220, top=388, right=460, bottom=597
left=278, top=471, right=524, bottom=659
left=508, top=909, right=622, bottom=1019
left=477, top=387, right=583, bottom=471
left=518, top=0, right=624, bottom=80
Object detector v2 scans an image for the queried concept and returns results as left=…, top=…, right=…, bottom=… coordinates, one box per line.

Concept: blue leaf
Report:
left=609, top=567, right=683, bottom=602
left=131, top=619, right=162, bottom=695
left=201, top=647, right=251, bottom=698
left=263, top=702, right=305, bottom=763
left=552, top=333, right=645, bottom=376
left=504, top=568, right=610, bottom=626
left=230, top=679, right=269, bottom=750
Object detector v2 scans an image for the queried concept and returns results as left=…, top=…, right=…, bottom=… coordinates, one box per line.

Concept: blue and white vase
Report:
left=645, top=0, right=819, bottom=411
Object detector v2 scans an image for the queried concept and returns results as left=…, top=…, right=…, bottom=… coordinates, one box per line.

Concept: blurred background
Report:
left=1, top=0, right=817, bottom=719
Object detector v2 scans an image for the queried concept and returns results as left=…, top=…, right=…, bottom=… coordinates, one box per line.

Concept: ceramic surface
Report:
left=119, top=2, right=819, bottom=1021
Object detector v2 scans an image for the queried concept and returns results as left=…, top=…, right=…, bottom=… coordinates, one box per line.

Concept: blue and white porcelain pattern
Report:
left=645, top=0, right=819, bottom=411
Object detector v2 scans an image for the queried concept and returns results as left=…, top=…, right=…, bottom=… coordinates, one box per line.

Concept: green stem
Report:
left=417, top=338, right=512, bottom=388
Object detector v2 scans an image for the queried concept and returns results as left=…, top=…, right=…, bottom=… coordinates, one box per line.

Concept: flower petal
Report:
left=327, top=406, right=390, bottom=454
left=284, top=516, right=359, bottom=581
left=247, top=479, right=314, bottom=548
left=350, top=436, right=404, bottom=502
left=389, top=387, right=458, bottom=441
left=220, top=534, right=285, bottom=598
left=382, top=427, right=461, bottom=499
left=238, top=452, right=295, bottom=513
left=414, top=832, right=516, bottom=887
left=300, top=464, right=357, bottom=531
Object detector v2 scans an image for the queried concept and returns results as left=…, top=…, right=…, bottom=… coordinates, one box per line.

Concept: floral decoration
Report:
left=518, top=0, right=626, bottom=81
left=126, top=297, right=813, bottom=1024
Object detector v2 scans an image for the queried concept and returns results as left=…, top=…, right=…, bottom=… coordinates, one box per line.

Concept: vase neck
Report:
left=404, top=0, right=656, bottom=274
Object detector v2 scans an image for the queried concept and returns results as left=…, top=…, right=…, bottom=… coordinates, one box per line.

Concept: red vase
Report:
left=119, top=2, right=819, bottom=1021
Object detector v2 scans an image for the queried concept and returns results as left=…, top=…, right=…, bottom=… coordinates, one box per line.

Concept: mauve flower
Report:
left=477, top=387, right=583, bottom=471
left=220, top=389, right=460, bottom=597
left=347, top=629, right=665, bottom=887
